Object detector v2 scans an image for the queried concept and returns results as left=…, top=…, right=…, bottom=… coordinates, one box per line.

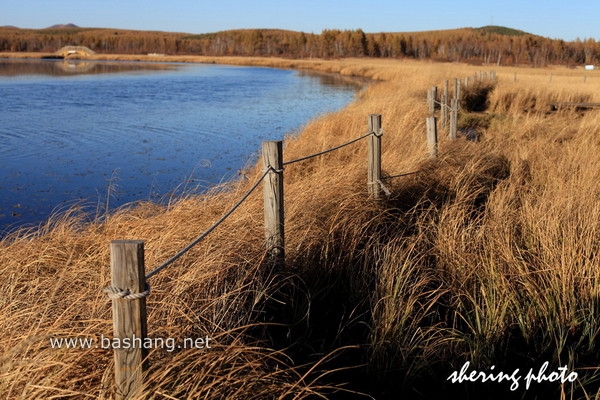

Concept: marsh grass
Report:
left=2, top=58, right=600, bottom=398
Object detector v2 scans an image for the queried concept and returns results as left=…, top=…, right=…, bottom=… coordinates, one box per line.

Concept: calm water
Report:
left=0, top=59, right=359, bottom=234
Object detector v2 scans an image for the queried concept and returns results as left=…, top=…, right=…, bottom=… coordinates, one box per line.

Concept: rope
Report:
left=381, top=170, right=421, bottom=180
left=144, top=167, right=273, bottom=280
left=104, top=283, right=150, bottom=300
left=367, top=180, right=393, bottom=196
left=115, top=131, right=380, bottom=284
left=283, top=132, right=374, bottom=166
left=433, top=100, right=456, bottom=111
left=377, top=180, right=392, bottom=196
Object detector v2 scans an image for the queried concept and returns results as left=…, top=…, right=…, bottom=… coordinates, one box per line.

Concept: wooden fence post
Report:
left=262, top=141, right=285, bottom=271
left=449, top=98, right=458, bottom=140
left=441, top=81, right=449, bottom=128
left=368, top=114, right=382, bottom=199
left=455, top=78, right=462, bottom=110
left=109, top=240, right=148, bottom=400
left=426, top=117, right=438, bottom=158
left=427, top=86, right=437, bottom=116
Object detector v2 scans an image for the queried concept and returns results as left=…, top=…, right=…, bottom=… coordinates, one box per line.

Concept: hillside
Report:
left=46, top=23, right=80, bottom=29
left=1, top=24, right=599, bottom=66
left=475, top=25, right=530, bottom=36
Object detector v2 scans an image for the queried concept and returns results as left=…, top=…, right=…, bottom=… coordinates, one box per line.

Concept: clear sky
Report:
left=2, top=0, right=599, bottom=42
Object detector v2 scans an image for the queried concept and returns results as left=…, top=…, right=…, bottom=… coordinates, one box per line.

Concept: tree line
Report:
left=1, top=25, right=599, bottom=67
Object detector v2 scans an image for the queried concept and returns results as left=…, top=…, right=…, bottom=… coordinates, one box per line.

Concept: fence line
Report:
left=119, top=69, right=498, bottom=284
left=427, top=71, right=496, bottom=142
left=104, top=122, right=386, bottom=399
left=145, top=132, right=377, bottom=282
left=105, top=71, right=495, bottom=399
left=134, top=132, right=379, bottom=282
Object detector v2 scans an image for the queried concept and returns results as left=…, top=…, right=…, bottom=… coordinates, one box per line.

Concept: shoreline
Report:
left=0, top=51, right=398, bottom=80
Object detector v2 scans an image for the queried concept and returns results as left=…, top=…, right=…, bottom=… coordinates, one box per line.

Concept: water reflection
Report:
left=297, top=70, right=369, bottom=89
left=0, top=59, right=371, bottom=90
left=0, top=58, right=179, bottom=77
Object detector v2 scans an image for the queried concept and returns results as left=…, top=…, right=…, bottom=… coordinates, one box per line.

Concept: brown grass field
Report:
left=1, top=54, right=600, bottom=399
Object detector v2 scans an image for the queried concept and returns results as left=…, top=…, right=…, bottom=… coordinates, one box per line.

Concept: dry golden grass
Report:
left=2, top=57, right=600, bottom=398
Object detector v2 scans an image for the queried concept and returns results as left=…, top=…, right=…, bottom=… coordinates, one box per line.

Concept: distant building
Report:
left=585, top=65, right=595, bottom=71
left=55, top=46, right=96, bottom=58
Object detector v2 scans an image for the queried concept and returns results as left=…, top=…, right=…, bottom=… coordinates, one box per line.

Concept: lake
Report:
left=0, top=59, right=360, bottom=234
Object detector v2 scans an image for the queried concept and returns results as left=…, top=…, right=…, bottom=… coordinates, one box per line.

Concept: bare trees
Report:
left=1, top=26, right=598, bottom=66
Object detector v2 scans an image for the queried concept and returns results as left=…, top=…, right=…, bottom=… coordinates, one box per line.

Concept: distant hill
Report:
left=0, top=24, right=597, bottom=67
left=46, top=23, right=79, bottom=29
left=475, top=25, right=531, bottom=36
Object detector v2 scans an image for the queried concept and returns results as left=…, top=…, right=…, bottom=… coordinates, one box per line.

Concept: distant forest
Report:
left=1, top=25, right=599, bottom=67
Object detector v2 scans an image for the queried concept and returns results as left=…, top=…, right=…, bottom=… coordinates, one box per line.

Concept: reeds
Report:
left=2, top=59, right=600, bottom=398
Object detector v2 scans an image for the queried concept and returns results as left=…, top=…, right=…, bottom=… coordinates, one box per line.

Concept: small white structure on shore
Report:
left=55, top=46, right=96, bottom=58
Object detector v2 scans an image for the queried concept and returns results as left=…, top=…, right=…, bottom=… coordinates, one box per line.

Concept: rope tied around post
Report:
left=103, top=283, right=150, bottom=300
left=372, top=128, right=384, bottom=138
left=433, top=99, right=456, bottom=111
left=264, top=166, right=284, bottom=174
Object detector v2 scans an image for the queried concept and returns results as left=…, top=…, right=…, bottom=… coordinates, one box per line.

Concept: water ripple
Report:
left=0, top=61, right=359, bottom=233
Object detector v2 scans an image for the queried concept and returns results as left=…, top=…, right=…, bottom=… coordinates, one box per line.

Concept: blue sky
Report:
left=2, top=0, right=599, bottom=41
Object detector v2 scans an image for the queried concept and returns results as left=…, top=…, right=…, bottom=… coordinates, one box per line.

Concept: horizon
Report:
left=2, top=0, right=600, bottom=42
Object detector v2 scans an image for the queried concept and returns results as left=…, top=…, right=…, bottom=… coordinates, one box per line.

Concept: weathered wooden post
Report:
left=426, top=117, right=438, bottom=158
left=449, top=98, right=458, bottom=140
left=454, top=78, right=462, bottom=110
left=441, top=81, right=449, bottom=128
left=368, top=114, right=382, bottom=199
left=427, top=86, right=437, bottom=116
left=109, top=240, right=148, bottom=400
left=427, top=88, right=435, bottom=115
left=262, top=141, right=285, bottom=271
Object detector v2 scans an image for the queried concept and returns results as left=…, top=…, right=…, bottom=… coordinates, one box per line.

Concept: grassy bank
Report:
left=1, top=57, right=600, bottom=399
